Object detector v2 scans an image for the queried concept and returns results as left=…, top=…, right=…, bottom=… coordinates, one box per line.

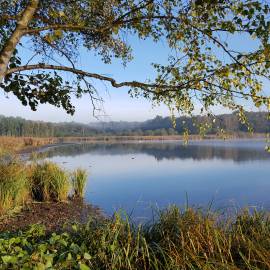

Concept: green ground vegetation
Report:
left=0, top=207, right=270, bottom=269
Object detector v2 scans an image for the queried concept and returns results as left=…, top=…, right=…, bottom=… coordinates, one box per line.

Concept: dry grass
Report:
left=55, top=133, right=266, bottom=144
left=0, top=136, right=56, bottom=153
left=0, top=156, right=30, bottom=215
left=0, top=134, right=265, bottom=154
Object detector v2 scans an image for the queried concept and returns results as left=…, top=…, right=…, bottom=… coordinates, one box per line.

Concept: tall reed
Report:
left=0, top=150, right=89, bottom=215
left=0, top=136, right=56, bottom=152
left=30, top=161, right=70, bottom=201
left=0, top=157, right=30, bottom=214
left=50, top=164, right=70, bottom=201
left=71, top=168, right=88, bottom=198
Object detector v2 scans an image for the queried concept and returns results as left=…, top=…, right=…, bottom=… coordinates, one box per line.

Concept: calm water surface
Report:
left=40, top=140, right=270, bottom=219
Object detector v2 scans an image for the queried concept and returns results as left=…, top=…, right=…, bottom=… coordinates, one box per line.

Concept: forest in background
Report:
left=0, top=111, right=269, bottom=137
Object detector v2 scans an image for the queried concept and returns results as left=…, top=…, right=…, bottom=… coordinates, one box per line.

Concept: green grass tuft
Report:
left=0, top=151, right=87, bottom=214
left=30, top=161, right=70, bottom=202
left=71, top=168, right=88, bottom=198
left=0, top=157, right=30, bottom=215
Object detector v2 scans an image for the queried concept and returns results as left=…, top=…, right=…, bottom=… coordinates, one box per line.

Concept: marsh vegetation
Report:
left=0, top=153, right=87, bottom=216
left=1, top=207, right=270, bottom=269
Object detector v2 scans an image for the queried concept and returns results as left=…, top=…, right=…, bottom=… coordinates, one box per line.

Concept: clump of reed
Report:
left=71, top=168, right=88, bottom=198
left=30, top=161, right=70, bottom=202
left=0, top=157, right=30, bottom=215
left=0, top=151, right=88, bottom=215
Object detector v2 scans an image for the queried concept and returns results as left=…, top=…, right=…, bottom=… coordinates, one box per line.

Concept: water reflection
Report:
left=37, top=140, right=270, bottom=163
left=39, top=140, right=270, bottom=219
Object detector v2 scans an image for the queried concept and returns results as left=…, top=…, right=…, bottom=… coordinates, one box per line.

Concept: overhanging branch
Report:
left=6, top=63, right=185, bottom=91
left=5, top=63, right=263, bottom=101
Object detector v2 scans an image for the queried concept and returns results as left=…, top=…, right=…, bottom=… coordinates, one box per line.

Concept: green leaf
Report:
left=1, top=255, right=17, bottom=264
left=84, top=252, right=91, bottom=260
left=79, top=263, right=90, bottom=270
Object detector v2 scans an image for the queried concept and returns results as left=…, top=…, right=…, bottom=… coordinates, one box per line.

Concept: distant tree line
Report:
left=0, top=116, right=97, bottom=137
left=0, top=112, right=269, bottom=138
left=91, top=111, right=270, bottom=136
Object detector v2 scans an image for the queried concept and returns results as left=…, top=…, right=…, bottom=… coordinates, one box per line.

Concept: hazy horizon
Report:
left=0, top=106, right=265, bottom=125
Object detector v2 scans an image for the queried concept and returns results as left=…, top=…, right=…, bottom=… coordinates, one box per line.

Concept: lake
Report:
left=38, top=140, right=270, bottom=220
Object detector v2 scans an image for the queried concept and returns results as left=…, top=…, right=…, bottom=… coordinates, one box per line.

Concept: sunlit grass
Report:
left=0, top=136, right=56, bottom=152
left=71, top=168, right=88, bottom=198
left=0, top=157, right=30, bottom=215
left=0, top=152, right=82, bottom=214
left=30, top=161, right=70, bottom=202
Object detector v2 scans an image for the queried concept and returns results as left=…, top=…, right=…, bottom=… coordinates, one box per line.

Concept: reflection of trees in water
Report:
left=37, top=142, right=270, bottom=163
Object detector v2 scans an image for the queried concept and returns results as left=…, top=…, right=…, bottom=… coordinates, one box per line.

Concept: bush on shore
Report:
left=0, top=206, right=269, bottom=269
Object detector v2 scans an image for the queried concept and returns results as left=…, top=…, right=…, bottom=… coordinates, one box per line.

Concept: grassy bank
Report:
left=0, top=206, right=270, bottom=269
left=1, top=146, right=270, bottom=269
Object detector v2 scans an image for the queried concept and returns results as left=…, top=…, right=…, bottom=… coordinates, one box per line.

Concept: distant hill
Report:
left=89, top=120, right=141, bottom=131
left=89, top=111, right=270, bottom=135
left=0, top=111, right=269, bottom=137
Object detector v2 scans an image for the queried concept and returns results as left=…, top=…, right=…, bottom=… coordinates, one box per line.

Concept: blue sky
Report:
left=0, top=32, right=267, bottom=123
left=0, top=37, right=174, bottom=123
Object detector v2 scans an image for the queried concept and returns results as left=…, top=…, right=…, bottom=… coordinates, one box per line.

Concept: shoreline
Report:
left=18, top=135, right=268, bottom=157
left=10, top=133, right=266, bottom=152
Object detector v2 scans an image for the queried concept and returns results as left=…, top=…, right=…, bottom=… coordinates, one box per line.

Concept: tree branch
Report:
left=0, top=0, right=39, bottom=82
left=24, top=24, right=95, bottom=34
left=6, top=63, right=172, bottom=90
left=6, top=63, right=263, bottom=101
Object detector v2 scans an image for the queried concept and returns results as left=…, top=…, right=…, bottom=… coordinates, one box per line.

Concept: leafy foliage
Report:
left=0, top=0, right=269, bottom=119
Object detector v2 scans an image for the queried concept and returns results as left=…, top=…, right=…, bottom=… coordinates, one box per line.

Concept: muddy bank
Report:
left=0, top=198, right=104, bottom=233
